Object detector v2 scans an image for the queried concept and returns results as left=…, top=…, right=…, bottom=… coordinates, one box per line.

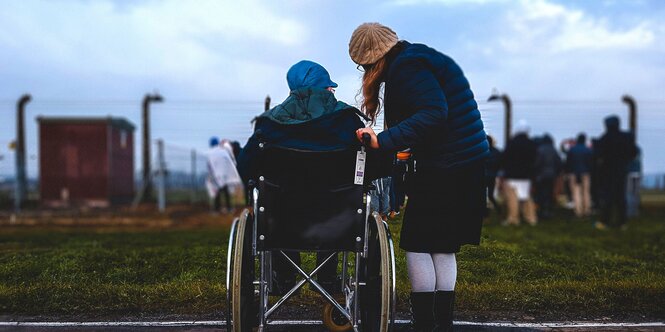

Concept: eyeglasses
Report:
left=356, top=64, right=373, bottom=73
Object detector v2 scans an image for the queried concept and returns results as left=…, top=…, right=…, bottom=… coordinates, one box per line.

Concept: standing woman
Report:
left=349, top=23, right=489, bottom=331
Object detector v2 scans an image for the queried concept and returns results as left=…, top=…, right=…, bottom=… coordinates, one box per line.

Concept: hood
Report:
left=286, top=60, right=338, bottom=91
left=261, top=87, right=353, bottom=125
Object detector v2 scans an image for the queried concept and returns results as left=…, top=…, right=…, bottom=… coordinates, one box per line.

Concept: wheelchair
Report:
left=225, top=139, right=396, bottom=331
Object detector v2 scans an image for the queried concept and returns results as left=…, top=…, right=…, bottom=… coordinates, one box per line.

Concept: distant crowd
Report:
left=204, top=114, right=642, bottom=231
left=485, top=115, right=640, bottom=229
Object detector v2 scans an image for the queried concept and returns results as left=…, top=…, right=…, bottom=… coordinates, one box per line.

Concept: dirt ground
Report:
left=0, top=203, right=239, bottom=229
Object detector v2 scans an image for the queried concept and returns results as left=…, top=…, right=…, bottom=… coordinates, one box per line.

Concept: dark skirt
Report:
left=399, top=161, right=485, bottom=253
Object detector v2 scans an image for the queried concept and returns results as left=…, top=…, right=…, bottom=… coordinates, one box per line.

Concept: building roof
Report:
left=36, top=116, right=135, bottom=131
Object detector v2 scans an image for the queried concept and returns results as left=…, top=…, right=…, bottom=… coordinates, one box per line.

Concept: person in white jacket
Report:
left=206, top=137, right=242, bottom=213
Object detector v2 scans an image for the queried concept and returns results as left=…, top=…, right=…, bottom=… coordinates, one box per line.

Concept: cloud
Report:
left=0, top=0, right=308, bottom=98
left=453, top=0, right=665, bottom=100
left=499, top=0, right=656, bottom=54
left=389, top=0, right=505, bottom=6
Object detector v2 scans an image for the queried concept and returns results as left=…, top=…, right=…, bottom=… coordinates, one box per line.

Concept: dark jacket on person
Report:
left=566, top=143, right=593, bottom=176
left=594, top=123, right=637, bottom=177
left=501, top=133, right=538, bottom=179
left=237, top=87, right=387, bottom=184
left=377, top=41, right=489, bottom=171
left=485, top=146, right=502, bottom=179
left=534, top=142, right=562, bottom=181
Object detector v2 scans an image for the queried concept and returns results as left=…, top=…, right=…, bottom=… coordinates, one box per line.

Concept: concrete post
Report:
left=622, top=95, right=637, bottom=140
left=264, top=95, right=271, bottom=112
left=487, top=92, right=512, bottom=147
left=141, top=93, right=163, bottom=201
left=156, top=139, right=166, bottom=212
left=190, top=149, right=196, bottom=204
left=15, top=94, right=31, bottom=212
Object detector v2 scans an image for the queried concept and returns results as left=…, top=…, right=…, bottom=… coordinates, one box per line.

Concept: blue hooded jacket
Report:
left=237, top=88, right=392, bottom=185
left=379, top=41, right=489, bottom=170
left=286, top=60, right=338, bottom=91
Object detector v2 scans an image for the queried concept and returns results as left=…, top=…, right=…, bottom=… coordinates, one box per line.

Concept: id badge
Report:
left=354, top=150, right=367, bottom=185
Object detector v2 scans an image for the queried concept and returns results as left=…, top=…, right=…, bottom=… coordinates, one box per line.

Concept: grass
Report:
left=0, top=199, right=664, bottom=321
left=0, top=228, right=228, bottom=318
left=450, top=211, right=665, bottom=320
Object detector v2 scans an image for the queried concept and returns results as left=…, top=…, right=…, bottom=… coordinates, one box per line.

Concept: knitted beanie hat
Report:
left=349, top=23, right=398, bottom=65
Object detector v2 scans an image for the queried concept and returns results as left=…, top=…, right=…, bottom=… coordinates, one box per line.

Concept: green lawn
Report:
left=0, top=205, right=664, bottom=321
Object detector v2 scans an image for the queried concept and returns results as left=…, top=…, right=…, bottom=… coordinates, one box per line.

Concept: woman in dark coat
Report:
left=349, top=23, right=489, bottom=331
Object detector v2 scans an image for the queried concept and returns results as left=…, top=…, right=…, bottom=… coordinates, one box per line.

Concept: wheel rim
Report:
left=231, top=209, right=250, bottom=332
left=226, top=218, right=238, bottom=332
left=373, top=212, right=392, bottom=332
left=359, top=212, right=393, bottom=332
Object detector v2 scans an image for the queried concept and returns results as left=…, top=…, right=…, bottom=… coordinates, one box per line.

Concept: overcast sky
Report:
left=1, top=0, right=664, bottom=176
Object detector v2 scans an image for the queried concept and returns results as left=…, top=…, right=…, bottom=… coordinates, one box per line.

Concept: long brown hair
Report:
left=359, top=57, right=387, bottom=124
left=359, top=42, right=403, bottom=124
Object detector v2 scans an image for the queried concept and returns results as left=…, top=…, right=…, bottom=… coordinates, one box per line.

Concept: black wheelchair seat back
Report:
left=255, top=146, right=366, bottom=252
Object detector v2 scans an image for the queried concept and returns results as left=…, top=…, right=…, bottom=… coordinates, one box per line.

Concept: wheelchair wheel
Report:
left=359, top=212, right=394, bottom=332
left=322, top=302, right=352, bottom=332
left=225, top=217, right=239, bottom=332
left=230, top=209, right=255, bottom=332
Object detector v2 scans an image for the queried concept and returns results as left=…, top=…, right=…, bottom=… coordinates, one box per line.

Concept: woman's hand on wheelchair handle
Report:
left=356, top=127, right=379, bottom=149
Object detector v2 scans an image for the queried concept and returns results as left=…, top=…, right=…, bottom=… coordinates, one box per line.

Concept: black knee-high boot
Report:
left=410, top=292, right=435, bottom=331
left=433, top=291, right=455, bottom=332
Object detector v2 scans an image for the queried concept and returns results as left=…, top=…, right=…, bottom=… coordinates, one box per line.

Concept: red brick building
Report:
left=38, top=117, right=135, bottom=207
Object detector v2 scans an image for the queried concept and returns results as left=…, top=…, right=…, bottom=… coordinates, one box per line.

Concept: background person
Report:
left=626, top=146, right=642, bottom=218
left=593, top=115, right=638, bottom=229
left=566, top=133, right=593, bottom=218
left=533, top=134, right=562, bottom=220
left=560, top=138, right=577, bottom=210
left=349, top=22, right=489, bottom=332
left=485, top=135, right=502, bottom=217
left=500, top=120, right=538, bottom=226
left=206, top=137, right=242, bottom=214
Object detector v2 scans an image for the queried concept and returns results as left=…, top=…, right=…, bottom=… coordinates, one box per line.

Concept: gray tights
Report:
left=406, top=252, right=457, bottom=292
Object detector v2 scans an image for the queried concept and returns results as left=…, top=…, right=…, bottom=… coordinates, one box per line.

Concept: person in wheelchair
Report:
left=237, top=60, right=381, bottom=296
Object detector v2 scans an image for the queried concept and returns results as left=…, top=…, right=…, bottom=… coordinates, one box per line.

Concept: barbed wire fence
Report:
left=150, top=140, right=210, bottom=208
left=0, top=96, right=664, bottom=212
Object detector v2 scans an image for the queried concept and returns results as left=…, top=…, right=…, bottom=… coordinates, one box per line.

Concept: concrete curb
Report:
left=0, top=320, right=663, bottom=328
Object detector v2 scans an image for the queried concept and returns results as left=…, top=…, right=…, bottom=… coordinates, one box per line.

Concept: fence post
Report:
left=15, top=94, right=31, bottom=212
left=487, top=91, right=512, bottom=147
left=190, top=149, right=196, bottom=204
left=264, top=95, right=271, bottom=112
left=156, top=139, right=166, bottom=212
left=140, top=93, right=163, bottom=202
left=622, top=95, right=637, bottom=140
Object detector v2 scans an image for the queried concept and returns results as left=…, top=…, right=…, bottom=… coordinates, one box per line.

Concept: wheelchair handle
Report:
left=361, top=133, right=372, bottom=148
